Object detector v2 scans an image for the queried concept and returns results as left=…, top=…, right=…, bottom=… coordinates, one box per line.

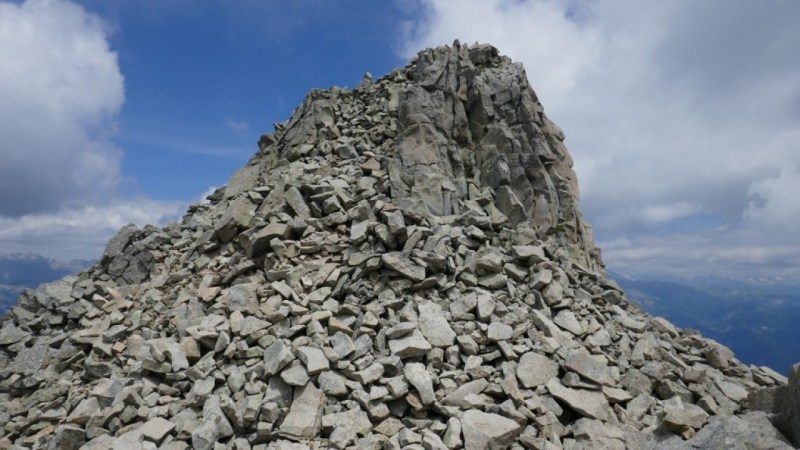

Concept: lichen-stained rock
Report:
left=0, top=42, right=795, bottom=450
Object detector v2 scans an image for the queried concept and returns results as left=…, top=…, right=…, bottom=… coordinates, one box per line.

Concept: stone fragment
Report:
left=280, top=384, right=326, bottom=440
left=714, top=378, right=749, bottom=402
left=516, top=352, right=559, bottom=388
left=353, top=362, right=385, bottom=385
left=139, top=417, right=176, bottom=444
left=417, top=300, right=456, bottom=347
left=565, top=351, right=615, bottom=386
left=404, top=362, right=436, bottom=405
left=461, top=410, right=523, bottom=450
left=546, top=379, right=610, bottom=420
left=47, top=424, right=85, bottom=450
left=67, top=397, right=99, bottom=425
left=511, top=245, right=547, bottom=262
left=662, top=397, right=710, bottom=433
left=553, top=310, right=583, bottom=335
left=322, top=409, right=372, bottom=435
left=382, top=252, right=426, bottom=281
left=295, top=346, right=330, bottom=374
left=281, top=360, right=311, bottom=386
left=487, top=322, right=513, bottom=341
left=389, top=329, right=432, bottom=358
left=264, top=340, right=296, bottom=376
left=192, top=395, right=234, bottom=450
left=318, top=371, right=349, bottom=396
left=442, top=378, right=489, bottom=407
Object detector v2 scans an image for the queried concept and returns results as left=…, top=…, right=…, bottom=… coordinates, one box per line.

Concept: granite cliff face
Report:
left=0, top=43, right=797, bottom=450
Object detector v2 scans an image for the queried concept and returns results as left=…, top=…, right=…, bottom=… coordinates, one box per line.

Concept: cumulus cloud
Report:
left=0, top=0, right=124, bottom=217
left=0, top=0, right=193, bottom=262
left=0, top=199, right=186, bottom=261
left=744, top=165, right=800, bottom=234
left=402, top=0, right=800, bottom=279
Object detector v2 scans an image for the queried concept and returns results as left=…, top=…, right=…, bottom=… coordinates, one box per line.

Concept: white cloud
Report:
left=225, top=119, right=250, bottom=132
left=0, top=199, right=186, bottom=261
left=0, top=0, right=195, bottom=262
left=744, top=165, right=800, bottom=234
left=0, top=0, right=124, bottom=217
left=640, top=202, right=700, bottom=225
left=402, top=0, right=800, bottom=279
left=399, top=0, right=594, bottom=106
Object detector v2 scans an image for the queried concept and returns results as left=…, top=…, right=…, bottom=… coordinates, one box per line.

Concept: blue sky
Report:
left=79, top=0, right=413, bottom=201
left=1, top=0, right=799, bottom=283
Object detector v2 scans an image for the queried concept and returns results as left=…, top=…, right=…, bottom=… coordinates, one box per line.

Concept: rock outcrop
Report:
left=0, top=43, right=797, bottom=450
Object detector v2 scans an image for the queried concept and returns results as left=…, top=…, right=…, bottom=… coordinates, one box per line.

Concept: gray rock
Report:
left=318, top=371, right=349, bottom=397
left=442, top=378, right=489, bottom=407
left=192, top=395, right=234, bottom=450
left=264, top=340, right=296, bottom=376
left=295, top=346, right=330, bottom=374
left=285, top=186, right=311, bottom=219
left=404, top=362, right=436, bottom=405
left=353, top=362, right=385, bottom=385
left=658, top=412, right=794, bottom=450
left=461, top=409, right=523, bottom=450
left=565, top=350, right=615, bottom=386
left=661, top=397, right=709, bottom=432
left=281, top=360, right=311, bottom=386
left=487, top=322, right=513, bottom=341
left=47, top=424, right=85, bottom=450
left=553, top=310, right=584, bottom=335
left=280, top=383, right=326, bottom=440
left=417, top=300, right=456, bottom=347
left=389, top=329, right=432, bottom=358
left=517, top=352, right=559, bottom=388
left=139, top=417, right=176, bottom=444
left=546, top=378, right=611, bottom=420
left=322, top=409, right=373, bottom=435
left=382, top=252, right=426, bottom=281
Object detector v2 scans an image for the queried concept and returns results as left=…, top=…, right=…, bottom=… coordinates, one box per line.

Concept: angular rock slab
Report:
left=389, top=329, right=432, bottom=358
left=404, top=362, right=436, bottom=405
left=417, top=300, right=456, bottom=347
left=517, top=351, right=559, bottom=388
left=461, top=409, right=523, bottom=450
left=382, top=252, right=425, bottom=281
left=547, top=379, right=610, bottom=420
left=280, top=383, right=326, bottom=440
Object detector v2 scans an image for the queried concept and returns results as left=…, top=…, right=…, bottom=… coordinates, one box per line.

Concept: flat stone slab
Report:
left=517, top=352, right=559, bottom=388
left=461, top=409, right=523, bottom=450
left=139, top=417, right=175, bottom=443
left=547, top=379, right=610, bottom=420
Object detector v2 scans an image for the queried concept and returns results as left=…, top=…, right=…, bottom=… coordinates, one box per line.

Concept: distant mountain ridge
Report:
left=0, top=253, right=93, bottom=314
left=610, top=271, right=800, bottom=375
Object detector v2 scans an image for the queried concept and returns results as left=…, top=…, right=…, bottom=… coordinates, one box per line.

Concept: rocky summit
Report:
left=0, top=42, right=798, bottom=450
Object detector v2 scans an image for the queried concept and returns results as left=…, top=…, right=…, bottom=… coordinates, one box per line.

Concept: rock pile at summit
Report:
left=1, top=43, right=798, bottom=450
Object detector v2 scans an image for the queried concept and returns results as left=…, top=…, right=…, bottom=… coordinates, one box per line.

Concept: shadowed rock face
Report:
left=0, top=43, right=796, bottom=450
